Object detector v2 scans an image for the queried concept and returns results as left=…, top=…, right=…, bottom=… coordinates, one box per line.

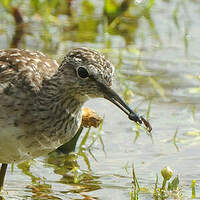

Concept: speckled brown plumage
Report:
left=0, top=47, right=150, bottom=190
left=0, top=47, right=115, bottom=163
left=0, top=47, right=145, bottom=165
left=0, top=49, right=59, bottom=91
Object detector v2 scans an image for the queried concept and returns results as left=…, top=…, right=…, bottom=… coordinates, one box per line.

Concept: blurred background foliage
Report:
left=0, top=0, right=165, bottom=100
left=0, top=0, right=158, bottom=50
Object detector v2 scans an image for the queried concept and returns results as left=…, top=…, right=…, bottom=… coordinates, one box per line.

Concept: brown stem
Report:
left=0, top=164, right=8, bottom=191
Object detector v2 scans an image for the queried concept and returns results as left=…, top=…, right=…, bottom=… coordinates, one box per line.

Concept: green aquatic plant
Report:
left=130, top=163, right=140, bottom=200
left=161, top=166, right=173, bottom=190
left=104, top=0, right=159, bottom=45
left=77, top=121, right=105, bottom=170
left=153, top=166, right=182, bottom=200
left=173, top=129, right=179, bottom=152
left=128, top=165, right=182, bottom=199
left=191, top=179, right=196, bottom=199
left=128, top=163, right=152, bottom=200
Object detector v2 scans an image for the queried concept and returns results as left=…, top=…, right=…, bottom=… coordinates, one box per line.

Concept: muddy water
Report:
left=1, top=0, right=200, bottom=199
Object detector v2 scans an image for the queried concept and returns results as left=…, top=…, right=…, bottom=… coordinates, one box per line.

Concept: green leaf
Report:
left=168, top=176, right=179, bottom=191
left=104, top=0, right=118, bottom=15
left=191, top=180, right=196, bottom=199
left=82, top=0, right=95, bottom=15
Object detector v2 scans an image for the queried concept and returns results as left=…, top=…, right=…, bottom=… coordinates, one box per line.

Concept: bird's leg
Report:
left=0, top=164, right=8, bottom=191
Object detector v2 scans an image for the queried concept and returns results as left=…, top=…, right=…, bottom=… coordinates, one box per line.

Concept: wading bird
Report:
left=0, top=47, right=151, bottom=190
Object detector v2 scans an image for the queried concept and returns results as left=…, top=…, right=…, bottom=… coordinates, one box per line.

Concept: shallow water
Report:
left=0, top=0, right=200, bottom=199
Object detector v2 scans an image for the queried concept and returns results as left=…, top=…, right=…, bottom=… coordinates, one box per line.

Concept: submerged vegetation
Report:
left=0, top=0, right=200, bottom=199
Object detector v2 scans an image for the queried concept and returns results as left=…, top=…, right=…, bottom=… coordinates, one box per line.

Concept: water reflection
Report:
left=0, top=0, right=200, bottom=199
left=16, top=126, right=104, bottom=199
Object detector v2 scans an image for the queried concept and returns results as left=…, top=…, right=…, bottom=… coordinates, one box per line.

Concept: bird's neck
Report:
left=32, top=73, right=85, bottom=138
left=37, top=76, right=84, bottom=118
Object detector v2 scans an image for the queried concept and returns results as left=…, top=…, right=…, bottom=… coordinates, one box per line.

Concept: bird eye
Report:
left=77, top=67, right=89, bottom=79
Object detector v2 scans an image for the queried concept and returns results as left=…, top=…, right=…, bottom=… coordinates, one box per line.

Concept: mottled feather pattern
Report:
left=62, top=47, right=114, bottom=86
left=0, top=47, right=115, bottom=163
left=0, top=49, right=59, bottom=92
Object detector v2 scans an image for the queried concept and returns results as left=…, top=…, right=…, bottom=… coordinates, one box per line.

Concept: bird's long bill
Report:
left=97, top=81, right=142, bottom=124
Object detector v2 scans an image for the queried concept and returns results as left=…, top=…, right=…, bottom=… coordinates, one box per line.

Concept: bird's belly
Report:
left=0, top=90, right=82, bottom=163
left=0, top=126, right=58, bottom=163
left=0, top=122, right=80, bottom=163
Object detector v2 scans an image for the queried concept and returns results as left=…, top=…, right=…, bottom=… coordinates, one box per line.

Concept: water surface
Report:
left=0, top=0, right=200, bottom=199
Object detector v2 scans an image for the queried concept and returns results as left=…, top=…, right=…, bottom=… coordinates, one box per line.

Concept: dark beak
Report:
left=96, top=80, right=143, bottom=124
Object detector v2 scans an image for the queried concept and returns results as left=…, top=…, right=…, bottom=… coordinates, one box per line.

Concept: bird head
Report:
left=60, top=47, right=143, bottom=125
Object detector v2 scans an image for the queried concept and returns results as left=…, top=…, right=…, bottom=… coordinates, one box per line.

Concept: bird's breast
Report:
left=0, top=101, right=82, bottom=163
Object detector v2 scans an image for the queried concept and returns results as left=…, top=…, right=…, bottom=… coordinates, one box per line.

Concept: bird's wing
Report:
left=0, top=49, right=59, bottom=92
